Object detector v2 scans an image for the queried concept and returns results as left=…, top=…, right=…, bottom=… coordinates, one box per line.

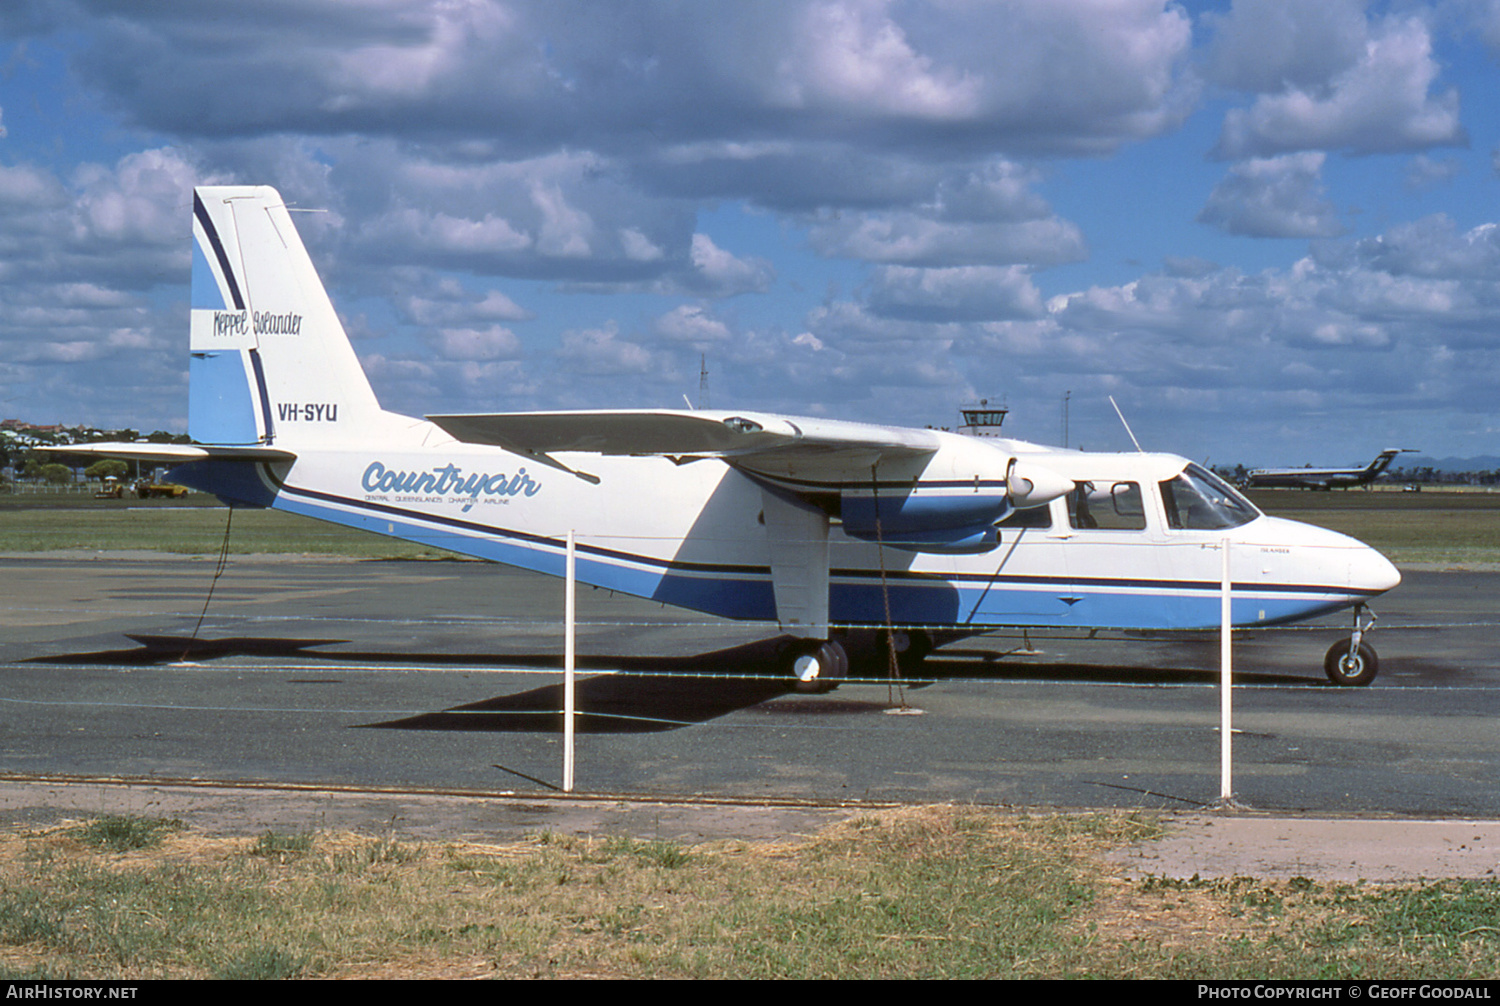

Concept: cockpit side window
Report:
left=1160, top=463, right=1260, bottom=530
left=1068, top=481, right=1146, bottom=531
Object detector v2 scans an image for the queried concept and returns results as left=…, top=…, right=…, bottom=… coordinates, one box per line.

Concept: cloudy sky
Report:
left=4, top=0, right=1500, bottom=466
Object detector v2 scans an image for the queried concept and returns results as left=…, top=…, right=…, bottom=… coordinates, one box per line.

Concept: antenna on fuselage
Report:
left=1109, top=395, right=1145, bottom=453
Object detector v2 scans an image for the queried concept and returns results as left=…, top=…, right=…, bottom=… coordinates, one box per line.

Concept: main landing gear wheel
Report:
left=786, top=639, right=848, bottom=693
left=884, top=629, right=932, bottom=675
left=1324, top=637, right=1378, bottom=687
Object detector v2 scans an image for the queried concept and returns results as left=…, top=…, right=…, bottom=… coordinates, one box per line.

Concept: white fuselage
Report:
left=191, top=414, right=1401, bottom=635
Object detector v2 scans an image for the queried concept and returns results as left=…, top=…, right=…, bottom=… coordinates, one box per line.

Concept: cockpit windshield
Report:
left=1159, top=463, right=1260, bottom=530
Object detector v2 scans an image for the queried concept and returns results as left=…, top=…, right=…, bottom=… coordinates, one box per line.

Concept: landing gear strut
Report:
left=1324, top=604, right=1379, bottom=687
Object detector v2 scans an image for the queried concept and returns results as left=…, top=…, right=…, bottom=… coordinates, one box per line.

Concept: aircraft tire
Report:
left=1323, top=638, right=1378, bottom=687
left=893, top=629, right=933, bottom=675
left=787, top=638, right=847, bottom=693
left=825, top=629, right=932, bottom=677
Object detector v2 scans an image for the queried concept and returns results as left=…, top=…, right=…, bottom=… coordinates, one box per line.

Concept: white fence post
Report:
left=563, top=529, right=576, bottom=793
left=1220, top=537, right=1234, bottom=803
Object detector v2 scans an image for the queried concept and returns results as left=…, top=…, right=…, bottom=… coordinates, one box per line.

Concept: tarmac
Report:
left=1110, top=813, right=1500, bottom=881
left=5, top=551, right=1500, bottom=881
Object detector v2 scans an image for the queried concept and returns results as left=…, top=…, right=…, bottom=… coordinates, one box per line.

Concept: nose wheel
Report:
left=1324, top=605, right=1379, bottom=686
left=1324, top=638, right=1378, bottom=686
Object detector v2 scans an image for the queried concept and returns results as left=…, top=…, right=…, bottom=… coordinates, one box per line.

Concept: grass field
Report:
left=0, top=493, right=461, bottom=559
left=1244, top=489, right=1500, bottom=565
left=1, top=488, right=1495, bottom=564
left=0, top=807, right=1493, bottom=980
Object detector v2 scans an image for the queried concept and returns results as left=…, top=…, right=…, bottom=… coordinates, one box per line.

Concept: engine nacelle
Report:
left=840, top=491, right=1008, bottom=552
left=841, top=490, right=1009, bottom=534
left=845, top=523, right=1000, bottom=554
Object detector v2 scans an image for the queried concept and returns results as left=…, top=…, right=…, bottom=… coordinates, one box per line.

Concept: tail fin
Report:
left=1362, top=449, right=1400, bottom=479
left=189, top=186, right=382, bottom=446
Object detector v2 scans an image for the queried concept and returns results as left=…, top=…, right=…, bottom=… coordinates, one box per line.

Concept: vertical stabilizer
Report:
left=189, top=186, right=382, bottom=446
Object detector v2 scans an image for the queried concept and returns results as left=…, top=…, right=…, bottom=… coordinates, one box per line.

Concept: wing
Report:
left=426, top=409, right=941, bottom=486
left=38, top=443, right=297, bottom=463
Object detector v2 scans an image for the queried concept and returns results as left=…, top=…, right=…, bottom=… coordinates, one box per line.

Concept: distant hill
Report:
left=1394, top=455, right=1500, bottom=475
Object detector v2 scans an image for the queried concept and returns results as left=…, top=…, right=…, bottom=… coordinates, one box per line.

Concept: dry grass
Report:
left=0, top=807, right=1138, bottom=979
left=0, top=809, right=1494, bottom=979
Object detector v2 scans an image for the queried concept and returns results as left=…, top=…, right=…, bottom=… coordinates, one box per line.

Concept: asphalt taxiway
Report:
left=2, top=552, right=1498, bottom=818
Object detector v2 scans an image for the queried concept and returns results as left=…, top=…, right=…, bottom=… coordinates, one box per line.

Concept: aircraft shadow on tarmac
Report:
left=27, top=632, right=1313, bottom=735
left=369, top=673, right=796, bottom=734
left=30, top=633, right=805, bottom=734
left=933, top=646, right=1310, bottom=688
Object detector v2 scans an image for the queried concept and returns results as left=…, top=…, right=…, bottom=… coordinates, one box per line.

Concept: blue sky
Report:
left=3, top=1, right=1500, bottom=466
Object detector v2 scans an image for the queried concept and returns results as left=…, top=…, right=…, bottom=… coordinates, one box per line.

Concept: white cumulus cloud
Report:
left=1198, top=153, right=1344, bottom=239
left=1212, top=14, right=1465, bottom=158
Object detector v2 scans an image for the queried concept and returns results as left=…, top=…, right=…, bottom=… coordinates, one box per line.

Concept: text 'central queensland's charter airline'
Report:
left=64, top=187, right=1402, bottom=688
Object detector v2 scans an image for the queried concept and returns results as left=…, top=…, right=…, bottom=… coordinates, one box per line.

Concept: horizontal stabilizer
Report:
left=38, top=443, right=297, bottom=464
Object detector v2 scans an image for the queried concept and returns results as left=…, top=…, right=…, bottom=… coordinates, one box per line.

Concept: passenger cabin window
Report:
left=1159, top=463, right=1259, bottom=530
left=1068, top=481, right=1146, bottom=531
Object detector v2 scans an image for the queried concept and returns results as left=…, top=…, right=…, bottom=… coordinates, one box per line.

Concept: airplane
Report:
left=1243, top=449, right=1416, bottom=491
left=53, top=186, right=1402, bottom=690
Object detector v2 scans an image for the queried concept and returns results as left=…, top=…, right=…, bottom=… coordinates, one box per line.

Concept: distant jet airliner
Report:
left=52, top=187, right=1402, bottom=687
left=1244, top=450, right=1417, bottom=491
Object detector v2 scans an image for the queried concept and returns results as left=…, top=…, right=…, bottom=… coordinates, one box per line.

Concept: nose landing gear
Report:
left=1324, top=604, right=1379, bottom=687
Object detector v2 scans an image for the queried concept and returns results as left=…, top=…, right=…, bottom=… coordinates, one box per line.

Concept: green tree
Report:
left=39, top=463, right=74, bottom=485
left=85, top=459, right=129, bottom=481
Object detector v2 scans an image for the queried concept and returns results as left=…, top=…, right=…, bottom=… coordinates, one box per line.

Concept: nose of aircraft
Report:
left=1351, top=538, right=1402, bottom=595
left=1266, top=515, right=1401, bottom=597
